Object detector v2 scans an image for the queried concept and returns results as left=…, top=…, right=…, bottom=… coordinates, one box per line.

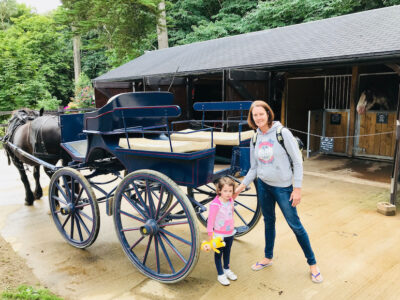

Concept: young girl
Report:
left=207, top=177, right=237, bottom=286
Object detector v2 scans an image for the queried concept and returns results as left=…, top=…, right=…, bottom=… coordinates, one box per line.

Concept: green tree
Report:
left=0, top=0, right=31, bottom=30
left=57, top=0, right=160, bottom=67
left=0, top=13, right=73, bottom=110
left=240, top=0, right=400, bottom=33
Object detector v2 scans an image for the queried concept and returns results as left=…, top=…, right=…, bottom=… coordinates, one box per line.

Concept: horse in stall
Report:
left=356, top=89, right=390, bottom=114
left=3, top=108, right=65, bottom=205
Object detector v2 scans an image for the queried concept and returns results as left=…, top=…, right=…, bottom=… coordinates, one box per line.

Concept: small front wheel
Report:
left=48, top=168, right=100, bottom=248
left=113, top=170, right=200, bottom=283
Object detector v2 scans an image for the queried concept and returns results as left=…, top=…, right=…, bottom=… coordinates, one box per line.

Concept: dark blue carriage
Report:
left=44, top=92, right=260, bottom=283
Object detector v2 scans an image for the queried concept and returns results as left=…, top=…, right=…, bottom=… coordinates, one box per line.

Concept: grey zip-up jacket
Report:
left=242, top=121, right=303, bottom=188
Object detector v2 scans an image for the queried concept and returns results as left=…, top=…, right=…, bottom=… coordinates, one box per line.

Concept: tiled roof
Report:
left=94, top=5, right=400, bottom=82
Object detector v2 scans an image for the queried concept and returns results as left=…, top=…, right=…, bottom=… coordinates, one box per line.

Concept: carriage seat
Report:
left=170, top=129, right=254, bottom=146
left=61, top=140, right=88, bottom=162
left=118, top=138, right=213, bottom=153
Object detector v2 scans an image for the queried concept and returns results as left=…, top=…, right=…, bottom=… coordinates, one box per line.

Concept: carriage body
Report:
left=59, top=92, right=216, bottom=187
left=9, top=92, right=260, bottom=283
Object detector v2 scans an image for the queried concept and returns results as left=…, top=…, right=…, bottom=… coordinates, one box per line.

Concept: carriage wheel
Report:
left=48, top=167, right=100, bottom=248
left=187, top=178, right=261, bottom=237
left=113, top=170, right=200, bottom=283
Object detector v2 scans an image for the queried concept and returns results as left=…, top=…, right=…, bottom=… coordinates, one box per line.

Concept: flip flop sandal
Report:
left=251, top=261, right=273, bottom=271
left=311, top=272, right=323, bottom=283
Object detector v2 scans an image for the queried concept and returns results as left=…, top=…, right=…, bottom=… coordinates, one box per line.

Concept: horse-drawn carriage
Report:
left=5, top=92, right=260, bottom=283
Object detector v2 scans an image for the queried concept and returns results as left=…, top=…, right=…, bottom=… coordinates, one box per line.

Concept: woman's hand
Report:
left=290, top=187, right=301, bottom=207
left=233, top=183, right=246, bottom=199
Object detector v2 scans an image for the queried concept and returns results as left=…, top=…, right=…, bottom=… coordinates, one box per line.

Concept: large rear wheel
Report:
left=113, top=170, right=200, bottom=283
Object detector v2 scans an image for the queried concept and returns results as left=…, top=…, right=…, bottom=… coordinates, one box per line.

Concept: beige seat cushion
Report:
left=170, top=129, right=254, bottom=146
left=118, top=138, right=212, bottom=153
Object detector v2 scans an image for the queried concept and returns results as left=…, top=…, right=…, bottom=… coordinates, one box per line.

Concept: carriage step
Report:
left=235, top=225, right=249, bottom=234
left=377, top=202, right=396, bottom=216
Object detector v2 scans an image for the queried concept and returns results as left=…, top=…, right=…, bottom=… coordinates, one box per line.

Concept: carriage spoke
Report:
left=131, top=182, right=151, bottom=217
left=154, top=186, right=164, bottom=219
left=157, top=234, right=175, bottom=273
left=77, top=210, right=93, bottom=223
left=234, top=208, right=247, bottom=225
left=146, top=180, right=157, bottom=218
left=159, top=220, right=189, bottom=227
left=122, top=192, right=148, bottom=219
left=159, top=228, right=192, bottom=246
left=73, top=188, right=84, bottom=206
left=54, top=182, right=69, bottom=203
left=142, top=235, right=153, bottom=265
left=154, top=235, right=160, bottom=274
left=157, top=200, right=180, bottom=223
left=130, top=235, right=145, bottom=251
left=70, top=213, right=75, bottom=239
left=75, top=215, right=84, bottom=242
left=159, top=232, right=187, bottom=264
left=76, top=212, right=90, bottom=235
left=74, top=201, right=92, bottom=209
left=51, top=195, right=67, bottom=206
left=61, top=214, right=71, bottom=229
left=121, top=226, right=141, bottom=232
left=71, top=178, right=75, bottom=203
left=62, top=176, right=72, bottom=202
left=234, top=200, right=256, bottom=213
left=120, top=210, right=145, bottom=223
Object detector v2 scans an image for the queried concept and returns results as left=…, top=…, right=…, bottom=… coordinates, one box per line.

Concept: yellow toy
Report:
left=201, top=236, right=226, bottom=253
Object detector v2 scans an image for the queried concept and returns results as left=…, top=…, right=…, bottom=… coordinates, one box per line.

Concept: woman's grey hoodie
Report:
left=242, top=121, right=303, bottom=188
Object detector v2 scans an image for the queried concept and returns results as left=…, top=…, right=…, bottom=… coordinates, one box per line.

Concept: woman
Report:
left=234, top=100, right=323, bottom=283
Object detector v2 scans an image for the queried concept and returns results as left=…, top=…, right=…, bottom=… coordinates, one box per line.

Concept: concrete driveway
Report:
left=1, top=150, right=399, bottom=300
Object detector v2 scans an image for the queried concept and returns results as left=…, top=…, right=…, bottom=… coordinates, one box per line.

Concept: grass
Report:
left=1, top=285, right=62, bottom=300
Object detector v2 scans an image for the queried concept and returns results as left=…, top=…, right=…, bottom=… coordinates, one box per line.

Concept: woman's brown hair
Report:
left=247, top=100, right=275, bottom=130
left=215, top=177, right=236, bottom=196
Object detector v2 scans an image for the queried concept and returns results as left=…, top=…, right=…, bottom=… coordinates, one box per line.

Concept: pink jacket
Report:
left=207, top=196, right=234, bottom=238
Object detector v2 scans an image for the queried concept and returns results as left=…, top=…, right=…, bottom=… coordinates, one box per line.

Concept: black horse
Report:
left=3, top=108, right=65, bottom=205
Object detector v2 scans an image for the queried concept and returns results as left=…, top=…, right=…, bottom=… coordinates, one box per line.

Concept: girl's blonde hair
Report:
left=215, top=177, right=236, bottom=195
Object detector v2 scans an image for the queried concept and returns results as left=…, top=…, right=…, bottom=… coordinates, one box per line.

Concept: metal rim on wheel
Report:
left=48, top=167, right=100, bottom=248
left=113, top=170, right=200, bottom=283
left=188, top=178, right=261, bottom=237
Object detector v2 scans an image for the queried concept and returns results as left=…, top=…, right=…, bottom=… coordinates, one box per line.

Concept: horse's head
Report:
left=357, top=89, right=374, bottom=114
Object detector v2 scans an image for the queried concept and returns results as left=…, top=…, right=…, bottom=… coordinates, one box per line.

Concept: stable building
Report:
left=93, top=5, right=400, bottom=161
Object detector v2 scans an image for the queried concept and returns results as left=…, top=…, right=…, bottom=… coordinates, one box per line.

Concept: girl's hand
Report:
left=290, top=187, right=301, bottom=207
left=233, top=183, right=246, bottom=199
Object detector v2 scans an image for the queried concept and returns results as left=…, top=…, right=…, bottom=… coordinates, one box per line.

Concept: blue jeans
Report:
left=257, top=179, right=316, bottom=265
left=214, top=235, right=234, bottom=275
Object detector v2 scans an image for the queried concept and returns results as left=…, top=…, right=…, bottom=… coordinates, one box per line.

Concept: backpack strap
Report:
left=252, top=131, right=258, bottom=146
left=276, top=126, right=294, bottom=170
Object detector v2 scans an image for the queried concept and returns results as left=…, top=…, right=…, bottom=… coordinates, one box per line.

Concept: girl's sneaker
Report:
left=217, top=274, right=230, bottom=286
left=224, top=269, right=237, bottom=280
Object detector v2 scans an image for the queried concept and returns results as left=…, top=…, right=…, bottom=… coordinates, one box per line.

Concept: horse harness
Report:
left=31, top=115, right=60, bottom=161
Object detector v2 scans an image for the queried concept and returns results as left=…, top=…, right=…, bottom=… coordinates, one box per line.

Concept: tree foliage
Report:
left=0, top=0, right=31, bottom=30
left=0, top=13, right=73, bottom=110
left=58, top=0, right=160, bottom=67
left=167, top=0, right=400, bottom=45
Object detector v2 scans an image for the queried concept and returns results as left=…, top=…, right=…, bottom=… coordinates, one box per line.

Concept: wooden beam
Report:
left=280, top=74, right=288, bottom=125
left=347, top=66, right=359, bottom=156
left=228, top=69, right=269, bottom=81
left=390, top=80, right=400, bottom=205
left=386, top=64, right=400, bottom=76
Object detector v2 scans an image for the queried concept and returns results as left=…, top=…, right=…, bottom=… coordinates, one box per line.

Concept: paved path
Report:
left=1, top=151, right=399, bottom=300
